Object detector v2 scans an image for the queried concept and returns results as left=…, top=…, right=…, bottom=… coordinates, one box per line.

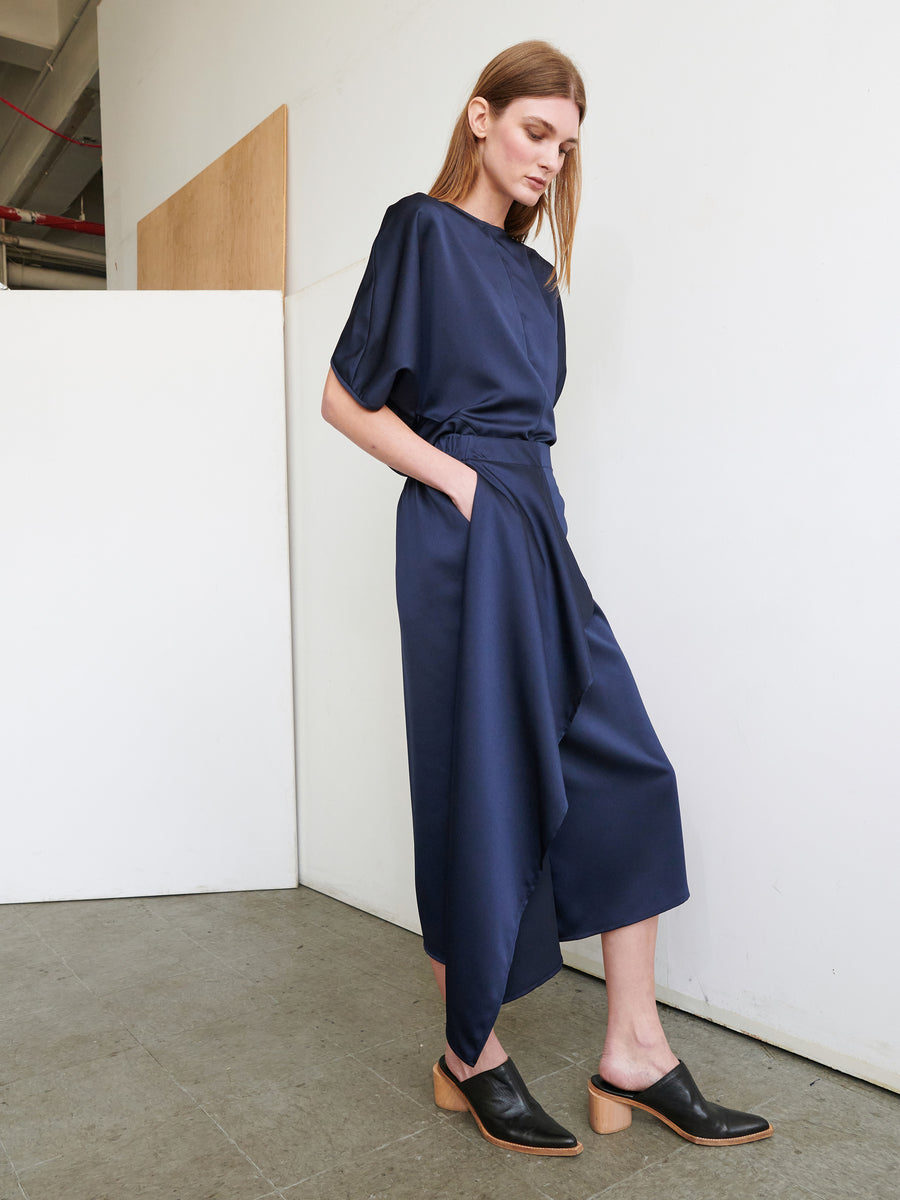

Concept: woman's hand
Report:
left=448, top=464, right=479, bottom=523
left=322, top=367, right=479, bottom=512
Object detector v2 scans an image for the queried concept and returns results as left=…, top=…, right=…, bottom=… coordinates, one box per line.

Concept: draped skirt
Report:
left=395, top=433, right=689, bottom=1067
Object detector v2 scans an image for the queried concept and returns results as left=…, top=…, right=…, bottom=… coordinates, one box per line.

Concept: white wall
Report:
left=1, top=291, right=297, bottom=902
left=97, top=1, right=900, bottom=1089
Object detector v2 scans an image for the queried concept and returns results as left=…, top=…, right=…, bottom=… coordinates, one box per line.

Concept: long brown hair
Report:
left=429, top=41, right=586, bottom=290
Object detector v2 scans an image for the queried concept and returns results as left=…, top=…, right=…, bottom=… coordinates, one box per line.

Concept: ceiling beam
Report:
left=0, top=0, right=99, bottom=206
left=0, top=1, right=59, bottom=54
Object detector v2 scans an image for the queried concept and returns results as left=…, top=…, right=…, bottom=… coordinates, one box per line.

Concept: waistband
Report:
left=435, top=433, right=552, bottom=467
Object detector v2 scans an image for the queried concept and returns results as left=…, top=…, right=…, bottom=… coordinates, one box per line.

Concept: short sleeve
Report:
left=554, top=292, right=567, bottom=403
left=330, top=198, right=422, bottom=417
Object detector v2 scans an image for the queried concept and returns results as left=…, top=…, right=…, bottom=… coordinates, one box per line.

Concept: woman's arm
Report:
left=321, top=367, right=479, bottom=521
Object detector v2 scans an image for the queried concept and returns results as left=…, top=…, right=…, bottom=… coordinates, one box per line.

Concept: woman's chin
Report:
left=514, top=190, right=545, bottom=209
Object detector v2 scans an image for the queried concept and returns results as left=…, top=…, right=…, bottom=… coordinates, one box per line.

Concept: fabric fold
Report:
left=437, top=435, right=596, bottom=1067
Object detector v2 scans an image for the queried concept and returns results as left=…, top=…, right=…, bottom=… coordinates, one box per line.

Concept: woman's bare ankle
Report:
left=445, top=1034, right=508, bottom=1081
left=598, top=1039, right=679, bottom=1092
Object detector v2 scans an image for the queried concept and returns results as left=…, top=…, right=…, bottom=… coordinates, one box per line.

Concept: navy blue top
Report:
left=330, top=192, right=566, bottom=445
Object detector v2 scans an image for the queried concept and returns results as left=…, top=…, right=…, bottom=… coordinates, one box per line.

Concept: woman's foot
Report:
left=588, top=1059, right=774, bottom=1146
left=597, top=1041, right=679, bottom=1092
left=434, top=1055, right=583, bottom=1155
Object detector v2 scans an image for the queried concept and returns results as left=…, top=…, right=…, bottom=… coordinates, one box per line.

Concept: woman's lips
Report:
left=525, top=176, right=546, bottom=191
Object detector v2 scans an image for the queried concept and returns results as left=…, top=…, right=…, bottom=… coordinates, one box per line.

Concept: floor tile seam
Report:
left=182, top=1095, right=282, bottom=1194
left=754, top=1088, right=789, bottom=1118
left=340, top=1020, right=446, bottom=1059
left=341, top=1028, right=447, bottom=1062
left=141, top=905, right=222, bottom=930
left=102, top=981, right=281, bottom=1043
left=248, top=951, right=424, bottom=998
left=19, top=926, right=90, bottom=991
left=436, top=1113, right=569, bottom=1195
left=50, top=944, right=179, bottom=1006
left=165, top=1043, right=357, bottom=1095
left=474, top=1146, right=556, bottom=1200
left=0, top=994, right=110, bottom=1025
left=175, top=932, right=323, bottom=985
left=10, top=909, right=55, bottom=938
left=528, top=1057, right=596, bottom=1086
left=9, top=1152, right=66, bottom=1179
left=0, top=1130, right=30, bottom=1199
left=344, top=1052, right=445, bottom=1116
left=583, top=1141, right=692, bottom=1199
left=171, top=915, right=320, bottom=942
left=278, top=1122, right=446, bottom=1192
left=81, top=953, right=259, bottom=998
left=134, top=1039, right=285, bottom=1188
left=793, top=1186, right=827, bottom=1200
left=438, top=1115, right=483, bottom=1146
left=215, top=944, right=356, bottom=980
left=101, top=954, right=288, bottom=994
left=0, top=914, right=30, bottom=935
left=279, top=1160, right=341, bottom=1192
left=0, top=1032, right=145, bottom=1090
left=143, top=1042, right=360, bottom=1109
left=134, top=1021, right=354, bottom=1077
left=151, top=911, right=268, bottom=955
left=342, top=957, right=438, bottom=991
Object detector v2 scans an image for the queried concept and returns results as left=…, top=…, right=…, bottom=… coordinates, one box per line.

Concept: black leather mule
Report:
left=588, top=1060, right=773, bottom=1146
left=434, top=1055, right=583, bottom=1155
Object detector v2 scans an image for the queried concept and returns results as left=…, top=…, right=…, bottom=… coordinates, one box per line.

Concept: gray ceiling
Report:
left=0, top=0, right=105, bottom=284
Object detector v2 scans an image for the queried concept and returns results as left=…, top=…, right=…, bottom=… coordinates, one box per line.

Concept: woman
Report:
left=322, top=41, right=772, bottom=1155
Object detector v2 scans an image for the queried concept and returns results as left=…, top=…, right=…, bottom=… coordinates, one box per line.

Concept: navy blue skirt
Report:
left=395, top=434, right=689, bottom=1067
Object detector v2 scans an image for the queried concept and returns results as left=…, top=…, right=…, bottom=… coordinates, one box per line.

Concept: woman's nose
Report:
left=538, top=149, right=559, bottom=177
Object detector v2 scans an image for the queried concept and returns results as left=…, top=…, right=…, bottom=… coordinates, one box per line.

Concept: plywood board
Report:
left=137, top=105, right=286, bottom=290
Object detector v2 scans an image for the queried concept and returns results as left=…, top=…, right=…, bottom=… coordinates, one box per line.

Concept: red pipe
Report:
left=0, top=204, right=104, bottom=237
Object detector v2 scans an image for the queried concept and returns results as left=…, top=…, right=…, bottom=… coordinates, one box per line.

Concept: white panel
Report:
left=552, top=2, right=900, bottom=1091
left=1, top=291, right=297, bottom=902
left=285, top=281, right=419, bottom=931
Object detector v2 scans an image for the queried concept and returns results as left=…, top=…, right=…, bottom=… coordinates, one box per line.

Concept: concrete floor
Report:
left=0, top=887, right=896, bottom=1200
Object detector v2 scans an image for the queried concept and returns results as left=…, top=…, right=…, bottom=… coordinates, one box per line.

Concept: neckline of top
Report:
left=419, top=193, right=515, bottom=240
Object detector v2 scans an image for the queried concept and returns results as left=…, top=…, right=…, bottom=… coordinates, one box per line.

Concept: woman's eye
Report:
left=527, top=131, right=542, bottom=141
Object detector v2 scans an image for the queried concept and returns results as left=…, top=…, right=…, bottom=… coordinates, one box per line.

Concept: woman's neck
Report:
left=455, top=178, right=512, bottom=230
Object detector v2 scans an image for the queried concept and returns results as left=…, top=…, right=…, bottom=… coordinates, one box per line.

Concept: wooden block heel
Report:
left=588, top=1081, right=633, bottom=1134
left=432, top=1061, right=469, bottom=1111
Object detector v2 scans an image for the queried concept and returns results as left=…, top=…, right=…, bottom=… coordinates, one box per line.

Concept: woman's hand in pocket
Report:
left=449, top=463, right=479, bottom=523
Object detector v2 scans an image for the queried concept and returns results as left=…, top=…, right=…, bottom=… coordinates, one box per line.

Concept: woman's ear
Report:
left=467, top=96, right=490, bottom=141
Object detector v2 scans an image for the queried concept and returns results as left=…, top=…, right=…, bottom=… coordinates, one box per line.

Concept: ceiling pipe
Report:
left=0, top=231, right=106, bottom=267
left=0, top=0, right=96, bottom=163
left=6, top=261, right=105, bottom=290
left=0, top=203, right=104, bottom=237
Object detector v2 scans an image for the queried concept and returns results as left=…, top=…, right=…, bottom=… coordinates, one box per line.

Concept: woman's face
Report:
left=471, top=94, right=581, bottom=209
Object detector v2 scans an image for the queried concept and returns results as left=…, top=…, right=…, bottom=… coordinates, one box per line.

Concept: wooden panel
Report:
left=137, top=106, right=286, bottom=290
